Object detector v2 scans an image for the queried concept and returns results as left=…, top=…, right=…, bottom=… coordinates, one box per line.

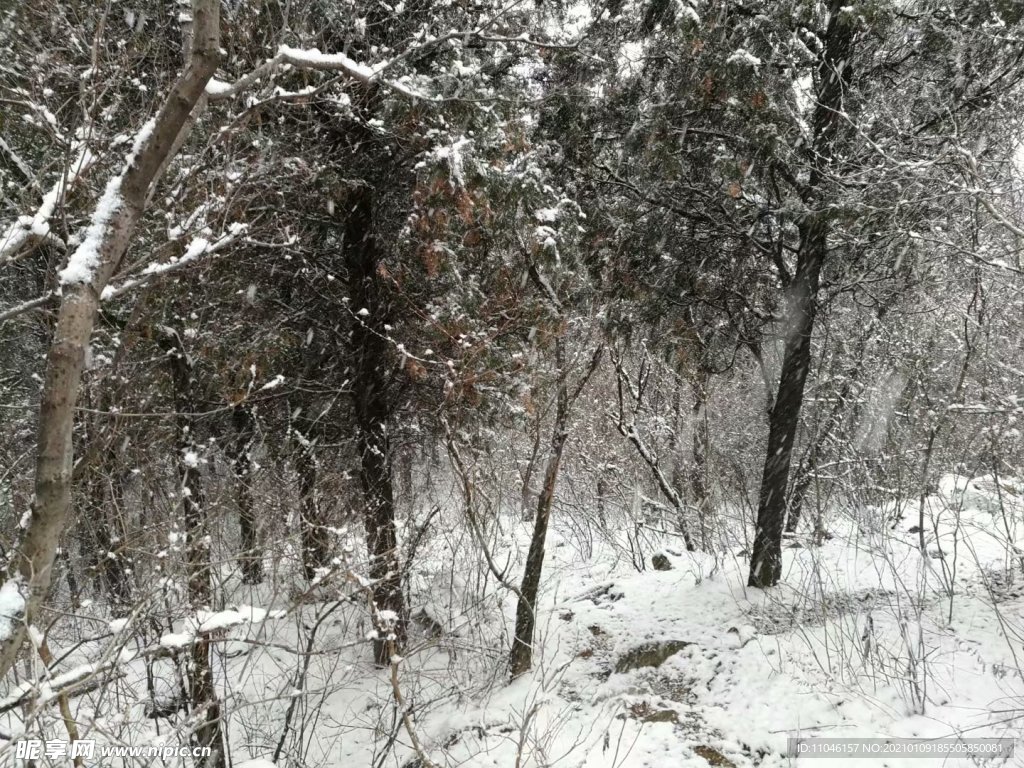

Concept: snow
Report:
left=276, top=44, right=434, bottom=101
left=198, top=610, right=246, bottom=632
left=431, top=136, right=472, bottom=187
left=159, top=632, right=191, bottom=649
left=727, top=49, right=762, bottom=68
left=36, top=663, right=100, bottom=705
left=278, top=45, right=379, bottom=80
left=0, top=578, right=25, bottom=642
left=678, top=2, right=701, bottom=25
left=5, top=476, right=1022, bottom=767
left=239, top=605, right=269, bottom=623
left=259, top=374, right=285, bottom=391
left=59, top=118, right=156, bottom=285
left=617, top=40, right=647, bottom=78
left=547, top=2, right=593, bottom=41
left=180, top=235, right=211, bottom=263
left=0, top=144, right=95, bottom=260
left=205, top=78, right=232, bottom=96
left=102, top=228, right=244, bottom=300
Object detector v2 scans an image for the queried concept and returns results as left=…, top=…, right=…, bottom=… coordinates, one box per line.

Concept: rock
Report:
left=726, top=625, right=756, bottom=648
left=694, top=745, right=736, bottom=767
left=651, top=552, right=673, bottom=571
left=614, top=640, right=693, bottom=673
left=628, top=701, right=678, bottom=723
left=411, top=608, right=445, bottom=638
left=643, top=708, right=678, bottom=723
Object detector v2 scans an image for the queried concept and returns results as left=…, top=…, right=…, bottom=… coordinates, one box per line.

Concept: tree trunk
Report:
left=77, top=381, right=134, bottom=612
left=230, top=407, right=262, bottom=584
left=0, top=0, right=219, bottom=678
left=345, top=187, right=406, bottom=667
left=86, top=472, right=134, bottom=614
left=747, top=0, right=854, bottom=589
left=748, top=220, right=827, bottom=588
left=519, top=412, right=543, bottom=522
left=668, top=369, right=689, bottom=537
left=612, top=353, right=697, bottom=552
left=295, top=435, right=330, bottom=582
left=509, top=338, right=569, bottom=679
left=161, top=327, right=225, bottom=768
left=690, top=370, right=711, bottom=549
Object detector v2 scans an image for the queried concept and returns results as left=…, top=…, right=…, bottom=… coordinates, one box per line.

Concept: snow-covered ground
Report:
left=2, top=474, right=1023, bottom=767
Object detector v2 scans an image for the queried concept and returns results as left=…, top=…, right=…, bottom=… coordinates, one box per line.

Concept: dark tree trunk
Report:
left=80, top=464, right=133, bottom=613
left=520, top=411, right=543, bottom=522
left=748, top=221, right=827, bottom=588
left=690, top=370, right=711, bottom=549
left=510, top=338, right=569, bottom=679
left=295, top=435, right=330, bottom=582
left=668, top=369, right=689, bottom=536
left=77, top=383, right=134, bottom=613
left=596, top=475, right=608, bottom=526
left=785, top=470, right=814, bottom=536
left=58, top=547, right=80, bottom=611
left=160, top=327, right=225, bottom=768
left=748, top=1, right=855, bottom=589
left=102, top=473, right=134, bottom=613
left=230, top=406, right=262, bottom=584
left=345, top=187, right=406, bottom=667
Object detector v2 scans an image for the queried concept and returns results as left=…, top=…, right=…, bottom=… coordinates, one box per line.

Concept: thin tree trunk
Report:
left=160, top=327, right=225, bottom=768
left=612, top=353, right=697, bottom=551
left=747, top=0, right=854, bottom=589
left=510, top=337, right=569, bottom=680
left=519, top=411, right=544, bottom=522
left=99, top=473, right=134, bottom=614
left=0, top=0, right=219, bottom=678
left=230, top=407, right=262, bottom=584
left=668, top=367, right=688, bottom=535
left=345, top=187, right=406, bottom=667
left=690, top=370, right=711, bottom=549
left=294, top=435, right=330, bottom=582
left=748, top=220, right=827, bottom=588
left=78, top=385, right=134, bottom=613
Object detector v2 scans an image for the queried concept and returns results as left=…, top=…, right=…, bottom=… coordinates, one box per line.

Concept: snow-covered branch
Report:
left=0, top=143, right=96, bottom=265
left=959, top=147, right=1024, bottom=241
left=0, top=292, right=58, bottom=324
left=101, top=223, right=247, bottom=301
left=207, top=44, right=436, bottom=104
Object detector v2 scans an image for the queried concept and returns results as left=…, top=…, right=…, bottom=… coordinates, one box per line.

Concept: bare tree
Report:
left=0, top=0, right=221, bottom=678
